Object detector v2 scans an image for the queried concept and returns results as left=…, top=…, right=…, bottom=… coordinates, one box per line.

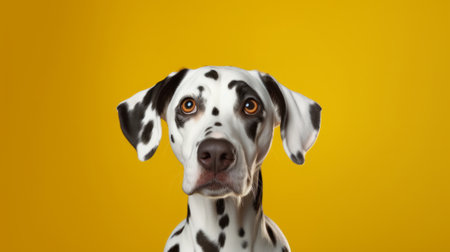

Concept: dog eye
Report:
left=243, top=99, right=259, bottom=115
left=181, top=98, right=197, bottom=114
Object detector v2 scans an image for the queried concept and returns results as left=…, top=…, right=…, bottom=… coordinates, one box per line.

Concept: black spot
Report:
left=212, top=107, right=219, bottom=116
left=228, top=80, right=264, bottom=141
left=218, top=232, right=226, bottom=247
left=170, top=134, right=175, bottom=143
left=175, top=95, right=205, bottom=129
left=144, top=147, right=157, bottom=160
left=239, top=228, right=245, bottom=237
left=214, top=122, right=222, bottom=126
left=253, top=171, right=263, bottom=211
left=117, top=103, right=144, bottom=148
left=205, top=131, right=212, bottom=136
left=186, top=204, right=191, bottom=223
left=198, top=86, right=204, bottom=99
left=259, top=73, right=287, bottom=129
left=266, top=224, right=276, bottom=246
left=168, top=244, right=179, bottom=252
left=205, top=126, right=213, bottom=132
left=142, top=83, right=157, bottom=107
left=290, top=151, right=304, bottom=165
left=280, top=112, right=289, bottom=139
left=134, top=69, right=185, bottom=116
left=141, top=121, right=153, bottom=144
left=118, top=69, right=188, bottom=150
left=152, top=69, right=189, bottom=115
left=281, top=246, right=289, bottom=252
left=228, top=80, right=262, bottom=103
left=174, top=104, right=193, bottom=128
left=118, top=68, right=187, bottom=136
left=205, top=70, right=219, bottom=80
left=175, top=114, right=186, bottom=128
left=242, top=241, right=248, bottom=249
left=171, top=226, right=184, bottom=238
left=228, top=80, right=242, bottom=89
left=310, top=103, right=322, bottom=130
left=219, top=215, right=229, bottom=229
left=216, top=199, right=225, bottom=215
left=196, top=230, right=219, bottom=252
left=246, top=121, right=259, bottom=141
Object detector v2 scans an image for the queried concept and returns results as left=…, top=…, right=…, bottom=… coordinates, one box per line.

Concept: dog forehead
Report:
left=174, top=66, right=267, bottom=98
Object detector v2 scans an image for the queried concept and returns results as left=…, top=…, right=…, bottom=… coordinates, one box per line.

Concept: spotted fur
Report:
left=117, top=66, right=322, bottom=252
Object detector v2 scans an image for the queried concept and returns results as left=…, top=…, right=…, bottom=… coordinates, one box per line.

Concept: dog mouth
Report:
left=197, top=180, right=225, bottom=190
left=193, top=184, right=234, bottom=197
left=191, top=173, right=238, bottom=197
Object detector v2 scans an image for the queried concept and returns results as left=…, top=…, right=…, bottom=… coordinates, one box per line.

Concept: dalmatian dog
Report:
left=117, top=66, right=321, bottom=252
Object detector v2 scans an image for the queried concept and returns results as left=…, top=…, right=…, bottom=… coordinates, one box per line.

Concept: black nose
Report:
left=197, top=138, right=236, bottom=172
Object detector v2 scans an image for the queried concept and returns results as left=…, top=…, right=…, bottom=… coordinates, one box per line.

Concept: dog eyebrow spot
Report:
left=228, top=80, right=262, bottom=105
left=197, top=86, right=205, bottom=99
left=228, top=80, right=246, bottom=89
left=214, top=122, right=222, bottom=126
left=205, top=126, right=212, bottom=132
left=204, top=70, right=219, bottom=80
left=212, top=107, right=219, bottom=116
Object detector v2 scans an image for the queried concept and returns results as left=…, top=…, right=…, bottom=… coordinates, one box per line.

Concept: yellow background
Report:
left=1, top=0, right=449, bottom=251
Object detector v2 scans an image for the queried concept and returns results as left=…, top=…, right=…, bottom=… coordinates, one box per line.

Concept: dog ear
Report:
left=117, top=69, right=189, bottom=161
left=255, top=71, right=321, bottom=165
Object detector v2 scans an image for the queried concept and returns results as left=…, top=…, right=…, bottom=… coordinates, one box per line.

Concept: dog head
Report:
left=117, top=66, right=321, bottom=197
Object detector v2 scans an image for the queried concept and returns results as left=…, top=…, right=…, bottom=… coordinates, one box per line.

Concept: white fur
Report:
left=118, top=66, right=321, bottom=252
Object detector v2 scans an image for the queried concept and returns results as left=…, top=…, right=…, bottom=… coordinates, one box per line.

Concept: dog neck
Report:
left=186, top=170, right=263, bottom=247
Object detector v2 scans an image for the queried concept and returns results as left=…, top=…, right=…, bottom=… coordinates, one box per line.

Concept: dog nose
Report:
left=197, top=138, right=236, bottom=172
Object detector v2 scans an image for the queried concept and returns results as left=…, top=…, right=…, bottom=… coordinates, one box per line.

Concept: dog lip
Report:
left=194, top=179, right=227, bottom=191
left=196, top=180, right=225, bottom=191
left=192, top=178, right=238, bottom=196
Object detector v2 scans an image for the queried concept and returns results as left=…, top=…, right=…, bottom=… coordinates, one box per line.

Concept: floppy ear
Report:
left=257, top=71, right=321, bottom=165
left=117, top=69, right=189, bottom=161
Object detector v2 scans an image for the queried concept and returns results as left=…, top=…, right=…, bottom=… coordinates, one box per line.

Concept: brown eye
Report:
left=243, top=99, right=259, bottom=115
left=181, top=98, right=197, bottom=114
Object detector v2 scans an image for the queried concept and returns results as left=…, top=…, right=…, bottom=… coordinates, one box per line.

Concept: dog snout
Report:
left=197, top=138, right=236, bottom=172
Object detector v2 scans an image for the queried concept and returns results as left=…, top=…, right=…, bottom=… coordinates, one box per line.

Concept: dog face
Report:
left=117, top=66, right=321, bottom=198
